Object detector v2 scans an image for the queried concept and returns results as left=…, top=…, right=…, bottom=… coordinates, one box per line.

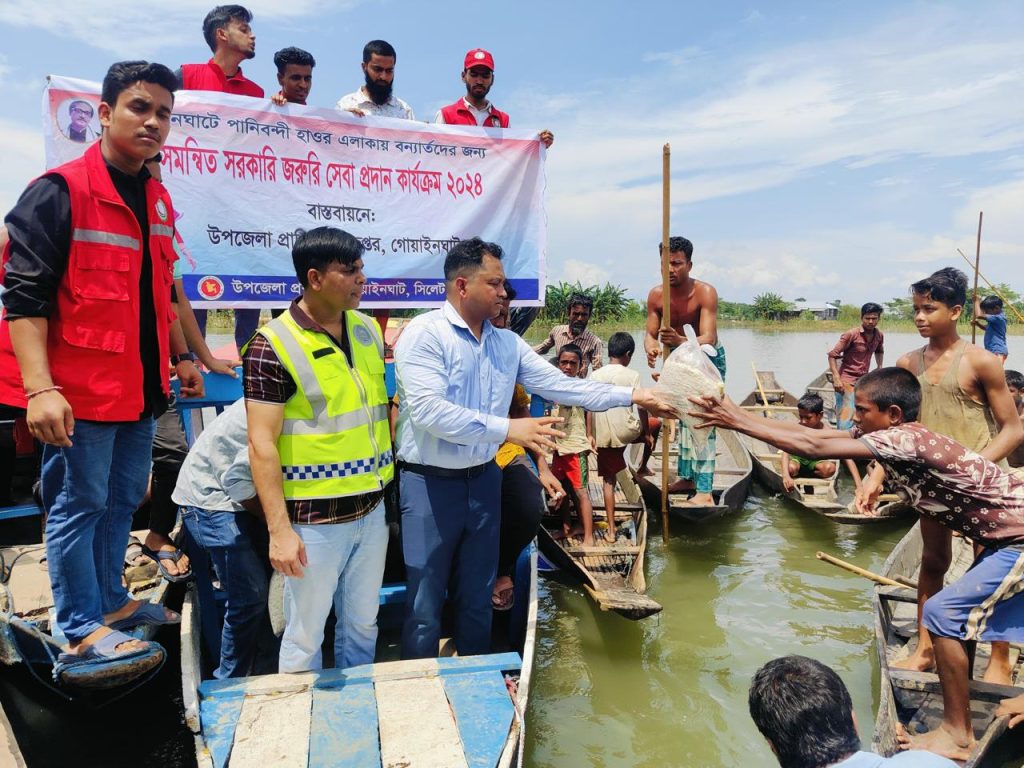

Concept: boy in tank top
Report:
left=862, top=267, right=1022, bottom=682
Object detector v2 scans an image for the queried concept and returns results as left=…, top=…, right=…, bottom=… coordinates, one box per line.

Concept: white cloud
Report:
left=0, top=1, right=354, bottom=56
left=557, top=259, right=611, bottom=286
left=0, top=119, right=46, bottom=216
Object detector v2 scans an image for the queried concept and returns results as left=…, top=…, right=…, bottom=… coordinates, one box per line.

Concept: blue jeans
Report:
left=193, top=308, right=261, bottom=352
left=835, top=388, right=855, bottom=430
left=279, top=501, right=388, bottom=673
left=180, top=505, right=278, bottom=679
left=42, top=418, right=156, bottom=642
left=400, top=463, right=501, bottom=659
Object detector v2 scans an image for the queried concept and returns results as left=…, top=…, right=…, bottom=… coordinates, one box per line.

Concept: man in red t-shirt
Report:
left=178, top=4, right=264, bottom=353
left=434, top=49, right=554, bottom=148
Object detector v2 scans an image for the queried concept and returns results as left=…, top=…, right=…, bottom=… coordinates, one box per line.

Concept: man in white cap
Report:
left=434, top=49, right=553, bottom=147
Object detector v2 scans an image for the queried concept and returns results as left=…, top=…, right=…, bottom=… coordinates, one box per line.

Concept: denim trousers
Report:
left=400, top=462, right=501, bottom=659
left=42, top=417, right=156, bottom=642
left=835, top=388, right=855, bottom=430
left=279, top=501, right=388, bottom=673
left=181, top=505, right=278, bottom=679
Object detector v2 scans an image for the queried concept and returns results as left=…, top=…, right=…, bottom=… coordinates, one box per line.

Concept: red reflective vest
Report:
left=180, top=60, right=265, bottom=97
left=0, top=142, right=178, bottom=420
left=439, top=99, right=509, bottom=128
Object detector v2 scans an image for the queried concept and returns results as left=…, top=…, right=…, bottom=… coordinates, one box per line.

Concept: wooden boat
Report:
left=738, top=370, right=847, bottom=515
left=0, top=532, right=169, bottom=701
left=182, top=547, right=538, bottom=768
left=633, top=428, right=753, bottom=523
left=872, top=523, right=1024, bottom=764
left=536, top=465, right=662, bottom=620
left=834, top=495, right=916, bottom=525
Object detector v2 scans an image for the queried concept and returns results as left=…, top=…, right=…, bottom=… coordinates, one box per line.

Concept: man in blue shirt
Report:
left=749, top=655, right=957, bottom=767
left=394, top=237, right=674, bottom=658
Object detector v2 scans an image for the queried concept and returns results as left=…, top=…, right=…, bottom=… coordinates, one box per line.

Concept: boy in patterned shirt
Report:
left=691, top=367, right=1024, bottom=763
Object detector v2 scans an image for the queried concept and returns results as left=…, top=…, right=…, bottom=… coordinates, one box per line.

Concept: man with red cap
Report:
left=435, top=49, right=554, bottom=148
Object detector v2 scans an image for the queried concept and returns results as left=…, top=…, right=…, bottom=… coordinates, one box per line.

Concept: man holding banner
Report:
left=179, top=4, right=265, bottom=352
left=336, top=40, right=415, bottom=120
left=0, top=61, right=200, bottom=682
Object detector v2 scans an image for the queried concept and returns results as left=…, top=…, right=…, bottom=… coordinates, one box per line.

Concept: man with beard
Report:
left=335, top=40, right=415, bottom=120
left=533, top=293, right=603, bottom=377
left=64, top=99, right=99, bottom=143
left=434, top=49, right=553, bottom=148
left=177, top=5, right=264, bottom=355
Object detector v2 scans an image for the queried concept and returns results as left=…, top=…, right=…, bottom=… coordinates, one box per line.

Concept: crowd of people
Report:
left=2, top=4, right=1024, bottom=766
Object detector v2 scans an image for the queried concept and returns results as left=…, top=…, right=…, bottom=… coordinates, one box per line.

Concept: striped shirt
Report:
left=243, top=300, right=384, bottom=525
left=532, top=325, right=603, bottom=377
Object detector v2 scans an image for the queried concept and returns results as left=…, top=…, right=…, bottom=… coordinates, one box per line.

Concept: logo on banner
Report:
left=353, top=324, right=373, bottom=346
left=154, top=199, right=168, bottom=222
left=198, top=276, right=224, bottom=300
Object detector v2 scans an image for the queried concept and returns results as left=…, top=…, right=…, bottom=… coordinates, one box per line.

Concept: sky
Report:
left=0, top=1, right=1021, bottom=306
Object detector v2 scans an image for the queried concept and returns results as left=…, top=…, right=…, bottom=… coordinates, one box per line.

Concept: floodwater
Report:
left=4, top=328, right=1024, bottom=767
left=526, top=327, right=1024, bottom=768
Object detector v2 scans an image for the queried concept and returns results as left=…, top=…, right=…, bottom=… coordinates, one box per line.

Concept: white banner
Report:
left=43, top=75, right=547, bottom=308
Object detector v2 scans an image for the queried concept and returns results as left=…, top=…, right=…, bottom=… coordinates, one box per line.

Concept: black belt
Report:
left=399, top=461, right=493, bottom=479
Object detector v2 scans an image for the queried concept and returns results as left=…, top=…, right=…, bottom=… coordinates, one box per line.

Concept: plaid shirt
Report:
left=243, top=301, right=385, bottom=525
left=532, top=324, right=603, bottom=377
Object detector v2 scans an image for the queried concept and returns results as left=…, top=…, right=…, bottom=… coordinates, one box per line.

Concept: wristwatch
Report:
left=171, top=351, right=198, bottom=365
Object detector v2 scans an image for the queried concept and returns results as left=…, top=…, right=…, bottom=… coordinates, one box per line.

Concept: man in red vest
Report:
left=0, top=61, right=202, bottom=683
left=434, top=49, right=554, bottom=148
left=178, top=4, right=264, bottom=354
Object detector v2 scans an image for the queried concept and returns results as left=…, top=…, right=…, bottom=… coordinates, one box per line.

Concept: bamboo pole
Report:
left=751, top=363, right=775, bottom=414
left=815, top=551, right=915, bottom=589
left=660, top=143, right=671, bottom=544
left=971, top=211, right=983, bottom=344
left=956, top=248, right=1024, bottom=323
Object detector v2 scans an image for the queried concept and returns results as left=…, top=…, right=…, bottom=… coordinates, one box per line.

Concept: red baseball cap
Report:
left=464, top=49, right=495, bottom=71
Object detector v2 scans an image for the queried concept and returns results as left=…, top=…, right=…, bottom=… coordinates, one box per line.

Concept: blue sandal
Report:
left=107, top=601, right=181, bottom=632
left=53, top=630, right=165, bottom=689
left=140, top=545, right=192, bottom=583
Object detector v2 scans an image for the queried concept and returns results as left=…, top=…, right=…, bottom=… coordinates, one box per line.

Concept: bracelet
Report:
left=26, top=385, right=63, bottom=400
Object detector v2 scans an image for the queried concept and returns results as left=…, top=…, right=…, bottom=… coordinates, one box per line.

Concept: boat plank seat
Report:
left=197, top=653, right=523, bottom=768
left=564, top=545, right=641, bottom=556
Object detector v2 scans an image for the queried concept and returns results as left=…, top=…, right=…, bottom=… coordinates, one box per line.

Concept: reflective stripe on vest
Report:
left=151, top=224, right=175, bottom=238
left=71, top=228, right=140, bottom=249
left=260, top=310, right=393, bottom=500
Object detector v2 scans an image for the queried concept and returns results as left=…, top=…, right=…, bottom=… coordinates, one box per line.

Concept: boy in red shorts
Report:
left=692, top=367, right=1024, bottom=762
left=591, top=332, right=649, bottom=541
left=550, top=344, right=597, bottom=542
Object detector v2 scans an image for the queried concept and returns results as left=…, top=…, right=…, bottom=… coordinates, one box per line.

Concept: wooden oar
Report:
left=660, top=143, right=671, bottom=543
left=816, top=551, right=918, bottom=589
left=971, top=211, right=983, bottom=344
left=751, top=363, right=775, bottom=414
left=956, top=248, right=1024, bottom=323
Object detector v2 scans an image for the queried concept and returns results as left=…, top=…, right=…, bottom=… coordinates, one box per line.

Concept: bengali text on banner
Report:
left=42, top=75, right=547, bottom=308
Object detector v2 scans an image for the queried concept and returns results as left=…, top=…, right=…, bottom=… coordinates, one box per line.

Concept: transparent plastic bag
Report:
left=652, top=324, right=724, bottom=451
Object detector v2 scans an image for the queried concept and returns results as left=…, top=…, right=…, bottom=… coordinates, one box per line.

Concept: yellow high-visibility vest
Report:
left=257, top=309, right=393, bottom=500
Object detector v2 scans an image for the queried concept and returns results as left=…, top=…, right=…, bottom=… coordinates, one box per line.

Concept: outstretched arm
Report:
left=696, top=284, right=718, bottom=347
left=690, top=395, right=874, bottom=460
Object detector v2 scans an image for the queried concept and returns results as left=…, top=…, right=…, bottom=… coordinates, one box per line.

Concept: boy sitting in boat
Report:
left=550, top=344, right=600, bottom=542
left=779, top=392, right=836, bottom=493
left=590, top=333, right=649, bottom=539
left=692, top=367, right=1024, bottom=762
left=1006, top=369, right=1024, bottom=470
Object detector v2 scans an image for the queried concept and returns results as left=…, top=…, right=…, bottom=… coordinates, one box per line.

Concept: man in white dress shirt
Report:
left=335, top=39, right=415, bottom=120
left=394, top=237, right=674, bottom=659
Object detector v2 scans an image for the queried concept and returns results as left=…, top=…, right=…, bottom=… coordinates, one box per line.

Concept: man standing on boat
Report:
left=177, top=4, right=264, bottom=355
left=644, top=236, right=724, bottom=506
left=828, top=302, right=885, bottom=430
left=0, top=61, right=200, bottom=678
left=394, top=237, right=675, bottom=659
left=533, top=293, right=602, bottom=377
left=433, top=48, right=554, bottom=148
left=245, top=227, right=392, bottom=673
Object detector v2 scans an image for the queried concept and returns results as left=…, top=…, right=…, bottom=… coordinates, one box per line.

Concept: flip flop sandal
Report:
left=53, top=630, right=165, bottom=689
left=140, top=544, right=193, bottom=583
left=491, top=586, right=515, bottom=612
left=108, top=601, right=181, bottom=632
left=124, top=537, right=148, bottom=568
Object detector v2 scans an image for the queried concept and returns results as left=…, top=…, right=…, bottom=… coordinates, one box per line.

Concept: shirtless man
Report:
left=858, top=268, right=1022, bottom=685
left=644, top=236, right=723, bottom=504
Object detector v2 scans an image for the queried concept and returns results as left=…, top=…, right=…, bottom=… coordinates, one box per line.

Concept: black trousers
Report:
left=148, top=398, right=189, bottom=537
left=498, top=455, right=544, bottom=579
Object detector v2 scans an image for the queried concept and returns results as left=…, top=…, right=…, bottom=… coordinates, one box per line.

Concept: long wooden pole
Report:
left=751, top=362, right=774, bottom=414
left=815, top=551, right=917, bottom=589
left=956, top=248, right=1024, bottom=323
left=660, top=143, right=671, bottom=544
left=971, top=211, right=983, bottom=344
